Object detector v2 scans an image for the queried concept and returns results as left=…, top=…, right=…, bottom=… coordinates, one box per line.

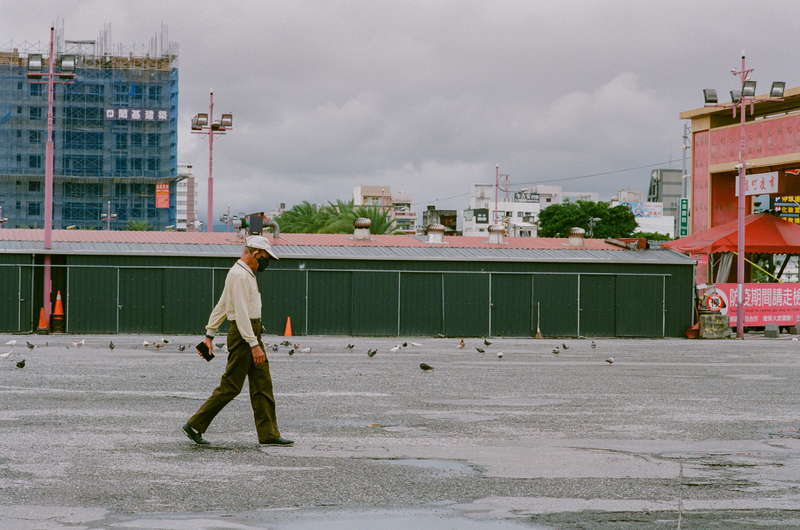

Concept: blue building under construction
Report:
left=0, top=23, right=179, bottom=230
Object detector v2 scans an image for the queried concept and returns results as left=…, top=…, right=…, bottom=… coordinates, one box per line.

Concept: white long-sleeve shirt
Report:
left=205, top=260, right=262, bottom=347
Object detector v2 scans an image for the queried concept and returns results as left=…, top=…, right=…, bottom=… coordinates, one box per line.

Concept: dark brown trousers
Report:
left=187, top=319, right=281, bottom=442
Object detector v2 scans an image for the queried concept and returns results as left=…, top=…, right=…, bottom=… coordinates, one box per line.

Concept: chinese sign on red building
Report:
left=714, top=283, right=800, bottom=326
left=155, top=183, right=169, bottom=209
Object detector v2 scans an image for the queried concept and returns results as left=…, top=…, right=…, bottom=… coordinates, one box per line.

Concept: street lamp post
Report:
left=191, top=90, right=233, bottom=233
left=702, top=53, right=784, bottom=338
left=100, top=201, right=117, bottom=230
left=27, top=27, right=75, bottom=326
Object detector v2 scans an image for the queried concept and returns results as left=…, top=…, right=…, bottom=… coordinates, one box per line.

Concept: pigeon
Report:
left=215, top=342, right=225, bottom=349
left=16, top=359, right=25, bottom=368
left=178, top=344, right=186, bottom=351
left=288, top=349, right=295, bottom=356
left=154, top=343, right=163, bottom=349
left=1, top=350, right=12, bottom=358
left=271, top=344, right=278, bottom=352
left=591, top=341, right=596, bottom=349
left=552, top=347, right=560, bottom=355
left=300, top=347, right=311, bottom=354
left=419, top=363, right=434, bottom=371
left=367, top=348, right=377, bottom=358
left=410, top=342, right=422, bottom=347
left=457, top=339, right=465, bottom=349
left=605, top=357, right=615, bottom=365
left=293, top=343, right=300, bottom=350
left=143, top=340, right=150, bottom=347
left=4, top=339, right=16, bottom=346
left=109, top=341, right=115, bottom=350
left=562, top=343, right=570, bottom=350
left=475, top=347, right=485, bottom=353
left=403, top=342, right=408, bottom=347
left=390, top=345, right=401, bottom=353
left=497, top=351, right=503, bottom=359
left=345, top=344, right=355, bottom=352
left=27, top=341, right=36, bottom=350
left=73, top=339, right=85, bottom=348
left=281, top=340, right=292, bottom=347
left=484, top=338, right=492, bottom=346
left=161, top=338, right=170, bottom=344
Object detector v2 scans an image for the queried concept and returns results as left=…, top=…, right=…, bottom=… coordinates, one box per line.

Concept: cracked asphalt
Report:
left=2, top=333, right=800, bottom=529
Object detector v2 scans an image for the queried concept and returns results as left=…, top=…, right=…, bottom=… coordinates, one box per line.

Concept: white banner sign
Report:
left=735, top=171, right=779, bottom=196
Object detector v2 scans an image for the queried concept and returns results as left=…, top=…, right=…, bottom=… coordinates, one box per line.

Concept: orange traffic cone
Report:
left=284, top=317, right=292, bottom=337
left=51, top=291, right=65, bottom=334
left=36, top=308, right=48, bottom=334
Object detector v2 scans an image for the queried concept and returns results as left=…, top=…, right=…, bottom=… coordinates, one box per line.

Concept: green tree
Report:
left=124, top=220, right=154, bottom=231
left=631, top=231, right=672, bottom=241
left=538, top=200, right=637, bottom=239
left=274, top=201, right=330, bottom=234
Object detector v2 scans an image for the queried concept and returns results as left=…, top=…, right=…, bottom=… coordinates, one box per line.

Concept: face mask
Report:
left=256, top=255, right=270, bottom=272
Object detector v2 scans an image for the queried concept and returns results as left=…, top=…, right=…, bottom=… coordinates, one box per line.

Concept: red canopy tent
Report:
left=662, top=213, right=800, bottom=255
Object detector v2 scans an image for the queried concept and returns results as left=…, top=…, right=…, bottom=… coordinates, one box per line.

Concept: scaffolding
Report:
left=0, top=21, right=179, bottom=229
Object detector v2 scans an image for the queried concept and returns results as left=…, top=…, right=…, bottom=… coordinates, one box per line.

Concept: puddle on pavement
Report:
left=379, top=458, right=480, bottom=477
left=273, top=510, right=540, bottom=530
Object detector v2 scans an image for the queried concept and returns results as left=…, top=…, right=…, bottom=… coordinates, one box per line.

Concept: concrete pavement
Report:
left=1, top=333, right=800, bottom=528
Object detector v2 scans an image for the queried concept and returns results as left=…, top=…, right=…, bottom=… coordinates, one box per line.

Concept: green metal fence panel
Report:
left=118, top=268, right=163, bottom=334
left=489, top=273, right=533, bottom=337
left=399, top=272, right=443, bottom=336
left=20, top=265, right=33, bottom=333
left=579, top=275, right=616, bottom=337
left=261, top=269, right=307, bottom=336
left=352, top=271, right=399, bottom=336
left=0, top=265, right=21, bottom=332
left=443, top=273, right=489, bottom=337
left=615, top=275, right=664, bottom=337
left=307, top=271, right=352, bottom=335
left=162, top=268, right=214, bottom=335
left=67, top=266, right=118, bottom=333
left=534, top=274, right=578, bottom=337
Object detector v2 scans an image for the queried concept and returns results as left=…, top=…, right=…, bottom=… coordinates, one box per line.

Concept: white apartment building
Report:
left=176, top=163, right=198, bottom=232
left=353, top=185, right=417, bottom=234
left=462, top=184, right=594, bottom=237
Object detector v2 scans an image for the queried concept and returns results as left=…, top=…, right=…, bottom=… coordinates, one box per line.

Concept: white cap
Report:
left=246, top=235, right=279, bottom=260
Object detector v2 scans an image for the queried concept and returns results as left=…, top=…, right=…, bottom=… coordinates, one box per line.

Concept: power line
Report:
left=417, top=159, right=677, bottom=206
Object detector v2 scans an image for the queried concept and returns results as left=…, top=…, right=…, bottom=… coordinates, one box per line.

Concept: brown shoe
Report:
left=260, top=437, right=294, bottom=446
left=182, top=423, right=210, bottom=445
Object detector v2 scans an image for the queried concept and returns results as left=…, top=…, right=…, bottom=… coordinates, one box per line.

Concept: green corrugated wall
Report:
left=0, top=253, right=694, bottom=338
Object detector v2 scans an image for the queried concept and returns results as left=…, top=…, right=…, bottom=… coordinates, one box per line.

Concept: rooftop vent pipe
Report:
left=567, top=227, right=585, bottom=246
left=353, top=217, right=372, bottom=241
left=426, top=224, right=445, bottom=244
left=487, top=224, right=505, bottom=244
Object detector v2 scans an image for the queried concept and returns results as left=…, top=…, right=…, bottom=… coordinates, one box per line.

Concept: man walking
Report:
left=182, top=235, right=293, bottom=447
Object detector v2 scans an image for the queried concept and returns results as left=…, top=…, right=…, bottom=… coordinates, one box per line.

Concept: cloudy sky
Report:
left=4, top=0, right=800, bottom=227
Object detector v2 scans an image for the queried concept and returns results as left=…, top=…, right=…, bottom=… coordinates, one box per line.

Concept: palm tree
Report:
left=124, top=220, right=154, bottom=231
left=275, top=201, right=329, bottom=233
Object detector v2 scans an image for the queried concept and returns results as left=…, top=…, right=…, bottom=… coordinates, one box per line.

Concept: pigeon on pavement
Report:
left=367, top=348, right=377, bottom=358
left=73, top=339, right=85, bottom=348
left=497, top=351, right=503, bottom=359
left=16, top=359, right=25, bottom=368
left=161, top=338, right=170, bottom=344
left=5, top=339, right=16, bottom=346
left=390, top=345, right=401, bottom=353
left=419, top=363, right=434, bottom=371
left=143, top=340, right=150, bottom=347
left=178, top=344, right=186, bottom=351
left=475, top=347, right=485, bottom=353
left=562, top=343, right=570, bottom=350
left=410, top=342, right=422, bottom=347
left=484, top=339, right=492, bottom=346
left=215, top=342, right=225, bottom=349
left=1, top=350, right=12, bottom=358
left=457, top=339, right=465, bottom=349
left=605, top=357, right=615, bottom=365
left=300, top=347, right=311, bottom=354
left=281, top=340, right=292, bottom=347
left=271, top=344, right=279, bottom=352
left=288, top=349, right=295, bottom=356
left=552, top=347, right=560, bottom=355
left=345, top=344, right=355, bottom=352
left=27, top=341, right=36, bottom=350
left=109, top=341, right=115, bottom=350
left=591, top=341, right=596, bottom=349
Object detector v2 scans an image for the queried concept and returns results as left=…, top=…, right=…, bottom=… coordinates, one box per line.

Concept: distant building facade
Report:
left=647, top=169, right=682, bottom=233
left=0, top=24, right=179, bottom=230
left=353, top=185, right=417, bottom=234
left=176, top=163, right=197, bottom=231
left=422, top=205, right=457, bottom=234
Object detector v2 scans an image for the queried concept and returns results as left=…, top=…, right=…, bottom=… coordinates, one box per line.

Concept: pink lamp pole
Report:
left=704, top=53, right=784, bottom=338
left=27, top=27, right=75, bottom=325
left=494, top=164, right=509, bottom=223
left=191, top=90, right=233, bottom=233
